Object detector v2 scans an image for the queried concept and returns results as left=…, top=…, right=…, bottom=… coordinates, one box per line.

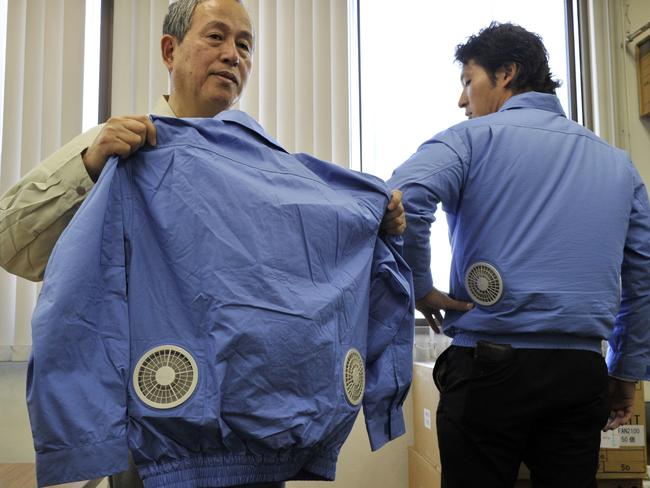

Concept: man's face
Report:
left=458, top=60, right=512, bottom=119
left=164, top=0, right=254, bottom=117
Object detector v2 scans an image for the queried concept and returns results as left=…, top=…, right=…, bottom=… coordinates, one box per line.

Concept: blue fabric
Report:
left=27, top=111, right=414, bottom=487
left=388, top=91, right=650, bottom=380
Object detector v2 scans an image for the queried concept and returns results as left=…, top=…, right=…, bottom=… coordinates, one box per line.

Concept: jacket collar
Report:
left=152, top=95, right=287, bottom=153
left=215, top=110, right=287, bottom=153
left=499, top=91, right=566, bottom=117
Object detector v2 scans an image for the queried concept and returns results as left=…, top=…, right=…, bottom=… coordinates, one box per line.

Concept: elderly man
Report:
left=0, top=0, right=405, bottom=283
left=389, top=22, right=650, bottom=488
left=0, top=1, right=405, bottom=488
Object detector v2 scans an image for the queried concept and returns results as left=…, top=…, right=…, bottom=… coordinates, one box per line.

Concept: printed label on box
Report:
left=617, top=425, right=645, bottom=447
left=423, top=408, right=431, bottom=430
left=600, top=425, right=645, bottom=448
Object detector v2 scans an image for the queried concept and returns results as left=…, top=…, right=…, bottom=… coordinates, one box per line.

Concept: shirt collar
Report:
left=499, top=91, right=566, bottom=117
left=152, top=95, right=177, bottom=117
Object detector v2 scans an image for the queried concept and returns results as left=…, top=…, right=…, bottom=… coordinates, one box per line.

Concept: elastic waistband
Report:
left=451, top=332, right=603, bottom=354
left=139, top=449, right=337, bottom=488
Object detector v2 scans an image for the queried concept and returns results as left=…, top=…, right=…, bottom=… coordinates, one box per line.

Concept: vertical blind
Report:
left=0, top=0, right=351, bottom=360
left=240, top=0, right=350, bottom=164
left=0, top=0, right=85, bottom=361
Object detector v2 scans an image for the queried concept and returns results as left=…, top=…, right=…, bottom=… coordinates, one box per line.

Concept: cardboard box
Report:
left=408, top=446, right=441, bottom=488
left=515, top=479, right=645, bottom=488
left=598, top=382, right=647, bottom=477
left=411, top=361, right=440, bottom=467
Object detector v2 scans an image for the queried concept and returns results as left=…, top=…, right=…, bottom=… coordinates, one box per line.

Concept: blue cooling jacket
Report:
left=27, top=111, right=414, bottom=488
left=389, top=92, right=650, bottom=380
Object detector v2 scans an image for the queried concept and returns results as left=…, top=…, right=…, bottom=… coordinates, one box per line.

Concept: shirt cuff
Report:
left=365, top=406, right=406, bottom=452
left=36, top=436, right=128, bottom=487
left=55, top=152, right=94, bottom=196
left=606, top=350, right=650, bottom=382
left=609, top=375, right=638, bottom=383
left=413, top=273, right=434, bottom=301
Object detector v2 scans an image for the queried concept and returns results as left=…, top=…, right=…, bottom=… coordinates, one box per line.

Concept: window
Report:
left=355, top=0, right=574, bottom=295
left=83, top=0, right=102, bottom=131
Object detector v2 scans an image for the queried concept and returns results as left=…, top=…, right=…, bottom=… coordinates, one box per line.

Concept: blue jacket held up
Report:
left=27, top=111, right=414, bottom=487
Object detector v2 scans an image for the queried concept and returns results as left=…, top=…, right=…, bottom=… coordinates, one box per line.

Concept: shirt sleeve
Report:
left=0, top=125, right=101, bottom=281
left=387, top=129, right=468, bottom=299
left=606, top=167, right=650, bottom=381
left=363, top=235, right=414, bottom=451
left=27, top=158, right=130, bottom=486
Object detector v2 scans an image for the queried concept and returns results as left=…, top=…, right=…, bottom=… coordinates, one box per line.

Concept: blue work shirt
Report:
left=388, top=91, right=650, bottom=380
left=28, top=111, right=414, bottom=487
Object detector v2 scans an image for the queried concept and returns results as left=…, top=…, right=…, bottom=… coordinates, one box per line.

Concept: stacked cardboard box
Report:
left=408, top=362, right=647, bottom=488
left=598, top=383, right=647, bottom=477
left=408, top=361, right=441, bottom=488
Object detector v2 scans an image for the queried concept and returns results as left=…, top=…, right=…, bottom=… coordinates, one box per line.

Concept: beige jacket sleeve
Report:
left=0, top=125, right=103, bottom=281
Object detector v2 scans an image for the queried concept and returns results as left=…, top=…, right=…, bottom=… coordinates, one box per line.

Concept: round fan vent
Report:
left=133, top=345, right=198, bottom=409
left=343, top=348, right=365, bottom=406
left=465, top=261, right=503, bottom=306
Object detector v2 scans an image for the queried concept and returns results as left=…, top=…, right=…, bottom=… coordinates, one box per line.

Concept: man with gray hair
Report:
left=0, top=0, right=405, bottom=282
left=0, top=1, right=405, bottom=487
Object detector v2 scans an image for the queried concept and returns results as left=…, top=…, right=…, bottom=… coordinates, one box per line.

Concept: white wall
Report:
left=591, top=0, right=650, bottom=401
left=0, top=362, right=34, bottom=462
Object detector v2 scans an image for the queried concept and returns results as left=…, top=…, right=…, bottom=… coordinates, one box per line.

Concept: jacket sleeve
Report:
left=0, top=125, right=101, bottom=281
left=363, top=235, right=414, bottom=451
left=27, top=158, right=130, bottom=487
left=607, top=167, right=650, bottom=380
left=387, top=130, right=467, bottom=299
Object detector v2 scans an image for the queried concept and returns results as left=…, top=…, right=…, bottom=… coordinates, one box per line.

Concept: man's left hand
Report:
left=381, top=190, right=406, bottom=235
left=416, top=287, right=474, bottom=333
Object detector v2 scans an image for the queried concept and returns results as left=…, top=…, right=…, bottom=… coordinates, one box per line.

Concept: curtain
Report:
left=0, top=0, right=352, bottom=360
left=111, top=0, right=170, bottom=115
left=240, top=0, right=350, bottom=166
left=0, top=0, right=85, bottom=361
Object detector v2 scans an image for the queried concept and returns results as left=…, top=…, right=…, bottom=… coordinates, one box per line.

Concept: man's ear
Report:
left=161, top=35, right=177, bottom=73
left=498, top=63, right=519, bottom=89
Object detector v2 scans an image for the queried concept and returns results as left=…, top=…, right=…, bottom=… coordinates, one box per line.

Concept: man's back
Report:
left=390, top=91, right=650, bottom=359
left=441, top=92, right=638, bottom=345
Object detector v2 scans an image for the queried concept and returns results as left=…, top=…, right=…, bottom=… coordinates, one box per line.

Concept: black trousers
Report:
left=109, top=453, right=285, bottom=488
left=433, top=344, right=610, bottom=488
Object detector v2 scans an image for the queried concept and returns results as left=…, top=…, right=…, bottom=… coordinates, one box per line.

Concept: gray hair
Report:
left=163, top=0, right=244, bottom=42
left=163, top=0, right=207, bottom=41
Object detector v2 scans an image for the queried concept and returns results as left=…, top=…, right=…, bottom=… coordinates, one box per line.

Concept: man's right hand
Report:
left=82, top=115, right=157, bottom=181
left=603, top=377, right=636, bottom=431
left=416, top=287, right=474, bottom=333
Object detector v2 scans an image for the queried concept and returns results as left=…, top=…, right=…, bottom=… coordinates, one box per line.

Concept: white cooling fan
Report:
left=464, top=261, right=503, bottom=306
left=133, top=345, right=198, bottom=409
left=343, top=348, right=365, bottom=406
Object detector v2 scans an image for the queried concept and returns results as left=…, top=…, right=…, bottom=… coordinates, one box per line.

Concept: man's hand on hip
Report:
left=82, top=115, right=157, bottom=181
left=416, top=287, right=473, bottom=333
left=604, top=377, right=636, bottom=431
left=381, top=190, right=406, bottom=235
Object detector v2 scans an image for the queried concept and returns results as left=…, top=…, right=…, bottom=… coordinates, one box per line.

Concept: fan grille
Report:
left=343, top=348, right=365, bottom=406
left=465, top=262, right=503, bottom=306
left=133, top=345, right=198, bottom=409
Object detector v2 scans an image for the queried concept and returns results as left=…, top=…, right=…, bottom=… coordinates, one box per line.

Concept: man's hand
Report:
left=381, top=190, right=406, bottom=235
left=603, top=377, right=636, bottom=431
left=82, top=115, right=157, bottom=181
left=416, top=287, right=474, bottom=333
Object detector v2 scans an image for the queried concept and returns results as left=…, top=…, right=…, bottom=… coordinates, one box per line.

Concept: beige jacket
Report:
left=0, top=96, right=176, bottom=281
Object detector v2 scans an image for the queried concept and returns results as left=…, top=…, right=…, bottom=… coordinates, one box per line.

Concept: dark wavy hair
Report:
left=455, top=22, right=561, bottom=94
